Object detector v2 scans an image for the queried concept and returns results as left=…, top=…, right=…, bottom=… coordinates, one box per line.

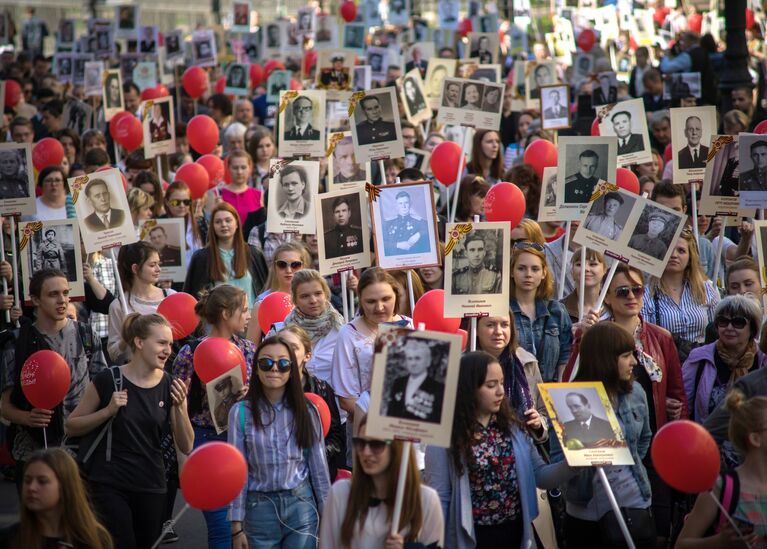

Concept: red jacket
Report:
left=562, top=320, right=689, bottom=428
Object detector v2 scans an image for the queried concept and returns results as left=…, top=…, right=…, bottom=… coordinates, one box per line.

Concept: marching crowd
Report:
left=0, top=3, right=766, bottom=549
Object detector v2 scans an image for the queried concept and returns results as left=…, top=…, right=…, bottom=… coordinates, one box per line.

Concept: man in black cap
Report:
left=740, top=140, right=767, bottom=191
left=324, top=196, right=363, bottom=259
left=320, top=55, right=349, bottom=88
left=583, top=191, right=624, bottom=240
left=629, top=210, right=670, bottom=260
left=564, top=149, right=600, bottom=203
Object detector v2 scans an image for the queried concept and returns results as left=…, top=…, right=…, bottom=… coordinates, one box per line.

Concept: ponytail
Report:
left=121, top=313, right=170, bottom=350
left=726, top=389, right=767, bottom=453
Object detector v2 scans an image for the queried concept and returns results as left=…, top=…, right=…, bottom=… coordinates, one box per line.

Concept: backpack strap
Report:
left=716, top=470, right=740, bottom=532
left=76, top=321, right=94, bottom=364
left=81, top=366, right=123, bottom=464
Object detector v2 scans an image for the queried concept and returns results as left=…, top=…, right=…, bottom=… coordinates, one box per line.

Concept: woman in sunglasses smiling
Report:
left=162, top=181, right=208, bottom=265
left=229, top=336, right=331, bottom=549
left=682, top=295, right=767, bottom=424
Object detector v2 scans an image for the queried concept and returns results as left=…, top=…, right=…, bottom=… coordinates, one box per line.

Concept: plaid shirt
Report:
left=89, top=254, right=117, bottom=339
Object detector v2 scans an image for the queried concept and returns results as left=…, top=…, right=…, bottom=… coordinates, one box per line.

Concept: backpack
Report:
left=709, top=470, right=741, bottom=535
left=72, top=366, right=124, bottom=470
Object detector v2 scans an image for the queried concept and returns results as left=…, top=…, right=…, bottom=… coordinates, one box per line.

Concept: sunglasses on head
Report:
left=614, top=285, right=643, bottom=299
left=715, top=316, right=749, bottom=330
left=352, top=437, right=391, bottom=454
left=256, top=357, right=293, bottom=372
left=276, top=260, right=303, bottom=270
left=168, top=199, right=192, bottom=207
left=513, top=240, right=545, bottom=252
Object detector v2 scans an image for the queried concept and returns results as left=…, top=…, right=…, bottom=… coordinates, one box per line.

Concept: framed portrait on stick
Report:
left=141, top=97, right=175, bottom=158
left=265, top=159, right=320, bottom=235
left=366, top=328, right=462, bottom=446
left=139, top=218, right=187, bottom=283
left=537, top=167, right=559, bottom=223
left=316, top=188, right=372, bottom=276
left=0, top=143, right=35, bottom=216
left=206, top=365, right=245, bottom=434
left=671, top=105, right=717, bottom=185
left=701, top=135, right=751, bottom=216
left=277, top=90, right=326, bottom=159
left=316, top=49, right=355, bottom=93
left=556, top=136, right=618, bottom=221
left=738, top=133, right=767, bottom=209
left=443, top=221, right=510, bottom=317
left=400, top=69, right=432, bottom=125
left=595, top=98, right=652, bottom=167
left=540, top=84, right=570, bottom=131
left=327, top=131, right=370, bottom=191
left=350, top=87, right=405, bottom=163
left=436, top=77, right=504, bottom=130
left=102, top=69, right=124, bottom=122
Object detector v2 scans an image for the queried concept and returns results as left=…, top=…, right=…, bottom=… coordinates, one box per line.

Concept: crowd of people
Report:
left=0, top=2, right=766, bottom=549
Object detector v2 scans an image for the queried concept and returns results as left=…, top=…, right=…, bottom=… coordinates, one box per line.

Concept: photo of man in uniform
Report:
left=320, top=55, right=349, bottom=88
left=385, top=338, right=445, bottom=423
left=284, top=96, right=320, bottom=140
left=383, top=191, right=429, bottom=255
left=148, top=225, right=181, bottom=267
left=583, top=191, right=624, bottom=240
left=266, top=24, right=280, bottom=48
left=562, top=392, right=615, bottom=447
left=529, top=63, right=553, bottom=100
left=34, top=229, right=67, bottom=274
left=452, top=232, right=501, bottom=294
left=739, top=140, right=767, bottom=191
left=628, top=210, right=671, bottom=260
left=277, top=165, right=310, bottom=219
left=564, top=149, right=600, bottom=203
left=611, top=110, right=644, bottom=155
left=226, top=64, right=247, bottom=90
left=83, top=179, right=126, bottom=232
left=678, top=115, right=708, bottom=169
left=332, top=136, right=366, bottom=183
left=355, top=95, right=397, bottom=146
left=470, top=35, right=493, bottom=64
left=324, top=196, right=363, bottom=259
left=0, top=149, right=30, bottom=199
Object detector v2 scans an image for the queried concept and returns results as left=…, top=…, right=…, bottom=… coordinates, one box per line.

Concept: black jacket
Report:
left=182, top=245, right=268, bottom=300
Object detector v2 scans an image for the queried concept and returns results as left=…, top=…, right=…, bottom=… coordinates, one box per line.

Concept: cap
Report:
left=648, top=212, right=669, bottom=224
left=604, top=191, right=624, bottom=205
left=331, top=55, right=344, bottom=63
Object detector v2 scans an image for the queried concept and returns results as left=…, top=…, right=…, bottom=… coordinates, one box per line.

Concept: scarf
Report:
left=283, top=305, right=344, bottom=343
left=715, top=339, right=757, bottom=381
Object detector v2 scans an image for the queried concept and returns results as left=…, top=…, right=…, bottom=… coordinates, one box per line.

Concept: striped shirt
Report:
left=227, top=398, right=331, bottom=522
left=640, top=281, right=720, bottom=344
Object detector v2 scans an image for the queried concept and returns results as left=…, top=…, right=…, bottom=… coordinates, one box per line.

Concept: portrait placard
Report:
left=0, top=143, right=35, bottom=216
left=262, top=22, right=284, bottom=56
left=369, top=180, right=440, bottom=270
left=139, top=218, right=187, bottom=283
left=425, top=58, right=456, bottom=110
left=296, top=7, right=317, bottom=39
left=63, top=99, right=93, bottom=136
left=739, top=133, right=767, bottom=209
left=192, top=29, right=217, bottom=67
left=671, top=105, right=717, bottom=185
left=591, top=71, right=618, bottom=106
left=701, top=135, right=752, bottom=216
left=102, top=69, right=124, bottom=122
left=115, top=5, right=139, bottom=37
left=138, top=25, right=159, bottom=55
left=266, top=160, right=320, bottom=235
left=315, top=15, right=338, bottom=49
left=277, top=90, right=326, bottom=159
left=525, top=61, right=557, bottom=108
left=84, top=61, right=104, bottom=97
left=405, top=148, right=431, bottom=174
left=438, top=0, right=460, bottom=29
left=328, top=131, right=370, bottom=191
left=465, top=32, right=499, bottom=64
left=69, top=169, right=137, bottom=253
left=596, top=98, right=652, bottom=166
left=231, top=1, right=251, bottom=33
left=132, top=61, right=158, bottom=91
left=316, top=49, right=355, bottom=93
left=316, top=188, right=372, bottom=275
left=55, top=53, right=74, bottom=83
left=367, top=329, right=461, bottom=447
left=537, top=167, right=559, bottom=223
left=141, top=97, right=176, bottom=158
left=352, top=65, right=372, bottom=92
left=266, top=70, right=291, bottom=104
left=540, top=84, right=570, bottom=131
left=436, top=77, right=503, bottom=130
left=342, top=23, right=367, bottom=53
left=206, top=365, right=244, bottom=434
left=539, top=382, right=635, bottom=466
left=571, top=53, right=593, bottom=86
left=57, top=19, right=76, bottom=48
left=224, top=63, right=250, bottom=96
left=404, top=42, right=433, bottom=76
left=350, top=87, right=405, bottom=163
left=556, top=136, right=618, bottom=221
left=400, top=69, right=432, bottom=125
left=443, top=221, right=510, bottom=317
left=367, top=46, right=389, bottom=82
left=386, top=0, right=410, bottom=26
left=465, top=64, right=501, bottom=83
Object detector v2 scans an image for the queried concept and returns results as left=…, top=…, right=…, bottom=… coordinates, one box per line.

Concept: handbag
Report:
left=598, top=507, right=656, bottom=547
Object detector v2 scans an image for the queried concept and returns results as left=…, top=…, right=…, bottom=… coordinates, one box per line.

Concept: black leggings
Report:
left=475, top=517, right=523, bottom=549
left=90, top=482, right=166, bottom=549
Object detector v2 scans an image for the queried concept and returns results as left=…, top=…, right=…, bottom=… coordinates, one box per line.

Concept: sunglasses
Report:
left=513, top=240, right=545, bottom=252
left=614, top=285, right=643, bottom=299
left=276, top=260, right=303, bottom=270
left=256, top=357, right=293, bottom=372
left=715, top=316, right=749, bottom=330
left=168, top=199, right=192, bottom=207
left=352, top=437, right=391, bottom=454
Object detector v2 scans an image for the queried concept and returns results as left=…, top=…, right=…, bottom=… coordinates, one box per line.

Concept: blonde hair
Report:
left=290, top=269, right=330, bottom=303
left=121, top=313, right=170, bottom=350
left=726, top=389, right=767, bottom=453
left=263, top=242, right=313, bottom=292
left=516, top=218, right=545, bottom=246
left=127, top=187, right=154, bottom=216
left=510, top=246, right=554, bottom=300
left=651, top=230, right=708, bottom=304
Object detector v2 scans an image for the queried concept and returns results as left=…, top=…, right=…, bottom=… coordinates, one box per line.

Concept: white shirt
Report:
left=26, top=197, right=66, bottom=221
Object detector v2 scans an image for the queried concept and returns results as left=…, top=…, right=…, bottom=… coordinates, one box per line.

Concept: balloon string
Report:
left=42, top=427, right=48, bottom=449
left=707, top=491, right=754, bottom=548
left=149, top=503, right=190, bottom=549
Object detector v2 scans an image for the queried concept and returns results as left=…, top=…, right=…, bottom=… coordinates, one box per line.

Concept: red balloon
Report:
left=458, top=18, right=473, bottom=38
left=663, top=143, right=673, bottom=163
left=430, top=141, right=464, bottom=185
left=214, top=76, right=226, bottom=94
left=187, top=115, right=219, bottom=155
left=457, top=329, right=468, bottom=351
left=181, top=442, right=247, bottom=510
left=523, top=139, right=558, bottom=179
left=32, top=138, right=65, bottom=171
left=114, top=115, right=143, bottom=151
left=108, top=111, right=131, bottom=140
left=615, top=168, right=640, bottom=194
left=412, top=290, right=460, bottom=333
left=653, top=7, right=670, bottom=26
left=746, top=8, right=755, bottom=30
left=484, top=182, right=526, bottom=228
left=250, top=63, right=264, bottom=87
left=157, top=292, right=199, bottom=340
left=258, top=292, right=293, bottom=333
left=182, top=66, right=209, bottom=99
left=289, top=78, right=302, bottom=91
left=577, top=29, right=596, bottom=52
left=5, top=79, right=21, bottom=107
left=339, top=0, right=357, bottom=22
left=303, top=50, right=317, bottom=75
left=140, top=86, right=164, bottom=101
left=155, top=84, right=170, bottom=97
left=197, top=154, right=225, bottom=188
left=754, top=120, right=767, bottom=135
left=96, top=165, right=129, bottom=192
left=590, top=118, right=600, bottom=136
left=21, top=350, right=71, bottom=410
left=305, top=393, right=331, bottom=437
left=193, top=337, right=247, bottom=384
left=264, top=60, right=286, bottom=80
left=175, top=162, right=210, bottom=200
left=651, top=420, right=720, bottom=493
left=688, top=13, right=703, bottom=34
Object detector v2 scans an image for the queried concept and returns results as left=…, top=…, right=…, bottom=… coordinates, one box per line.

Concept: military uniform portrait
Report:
left=671, top=105, right=717, bottom=185
left=317, top=50, right=354, bottom=91
left=367, top=46, right=389, bottom=82
left=321, top=194, right=364, bottom=259
left=343, top=24, right=366, bottom=51
left=0, top=144, right=33, bottom=202
left=627, top=206, right=677, bottom=261
left=382, top=191, right=429, bottom=256
left=597, top=98, right=652, bottom=166
left=278, top=90, right=326, bottom=158
left=582, top=191, right=635, bottom=242
left=451, top=231, right=501, bottom=294
left=351, top=87, right=405, bottom=163
left=556, top=137, right=617, bottom=221
left=701, top=135, right=741, bottom=215
left=739, top=136, right=767, bottom=192
left=205, top=366, right=244, bottom=434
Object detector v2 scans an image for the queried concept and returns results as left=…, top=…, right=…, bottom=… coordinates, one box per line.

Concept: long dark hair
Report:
left=117, top=241, right=160, bottom=293
left=248, top=336, right=314, bottom=449
left=575, top=322, right=635, bottom=398
left=208, top=202, right=249, bottom=282
left=451, top=351, right=524, bottom=474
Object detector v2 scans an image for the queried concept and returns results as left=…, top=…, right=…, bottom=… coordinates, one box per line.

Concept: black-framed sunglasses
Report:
left=614, top=285, right=643, bottom=299
left=256, top=357, right=293, bottom=372
left=715, top=316, right=749, bottom=330
left=513, top=240, right=545, bottom=252
left=352, top=437, right=391, bottom=454
left=276, top=260, right=303, bottom=270
left=168, top=199, right=192, bottom=207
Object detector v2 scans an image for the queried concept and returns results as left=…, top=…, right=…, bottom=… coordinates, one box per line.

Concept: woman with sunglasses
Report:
left=247, top=241, right=312, bottom=342
left=561, top=249, right=606, bottom=324
left=509, top=241, right=572, bottom=382
left=221, top=150, right=263, bottom=224
left=320, top=415, right=444, bottom=548
left=162, top=180, right=208, bottom=264
left=424, top=351, right=573, bottom=549
left=228, top=336, right=330, bottom=549
left=682, top=295, right=767, bottom=424
left=184, top=202, right=269, bottom=310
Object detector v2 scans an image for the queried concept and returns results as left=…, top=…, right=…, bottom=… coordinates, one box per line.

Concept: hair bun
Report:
left=726, top=389, right=746, bottom=413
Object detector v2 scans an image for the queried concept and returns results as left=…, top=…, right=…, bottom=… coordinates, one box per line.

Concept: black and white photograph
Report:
left=132, top=61, right=157, bottom=92
left=739, top=133, right=767, bottom=209
left=0, top=143, right=35, bottom=216
left=315, top=15, right=337, bottom=48
left=278, top=90, right=326, bottom=158
left=139, top=218, right=187, bottom=282
left=63, top=99, right=93, bottom=136
left=386, top=0, right=410, bottom=26
left=342, top=23, right=366, bottom=52
left=19, top=219, right=84, bottom=305
left=465, top=32, right=499, bottom=65
left=437, top=77, right=504, bottom=131
left=263, top=22, right=284, bottom=55
left=206, top=366, right=245, bottom=434
left=142, top=96, right=175, bottom=158
left=296, top=7, right=316, bottom=38
left=400, top=69, right=432, bottom=125
left=58, top=19, right=75, bottom=48
left=120, top=54, right=141, bottom=83
left=509, top=60, right=527, bottom=111
left=626, top=203, right=684, bottom=265
left=192, top=29, right=217, bottom=67
left=328, top=132, right=369, bottom=190
left=326, top=97, right=353, bottom=134
left=425, top=58, right=456, bottom=109
left=92, top=26, right=113, bottom=60
left=72, top=54, right=93, bottom=86
left=592, top=71, right=618, bottom=106
left=266, top=70, right=291, bottom=103
left=411, top=18, right=429, bottom=42
left=266, top=159, right=320, bottom=235
left=404, top=43, right=432, bottom=78
left=231, top=1, right=251, bottom=33
left=671, top=105, right=717, bottom=185
left=701, top=135, right=741, bottom=215
left=572, top=53, right=593, bottom=85
left=405, top=148, right=431, bottom=174
left=526, top=61, right=557, bottom=107
left=116, top=5, right=139, bottom=35
left=102, top=69, right=124, bottom=121
left=540, top=84, right=570, bottom=131
left=367, top=329, right=461, bottom=447
left=537, top=167, right=559, bottom=222
left=474, top=13, right=499, bottom=33
left=55, top=53, right=73, bottom=82
left=240, top=31, right=261, bottom=62
left=556, top=136, right=618, bottom=221
left=663, top=72, right=702, bottom=101
left=367, top=46, right=389, bottom=82
left=438, top=0, right=460, bottom=29
left=363, top=0, right=384, bottom=28
left=224, top=63, right=250, bottom=96
left=138, top=25, right=158, bottom=55
left=69, top=168, right=137, bottom=253
left=316, top=50, right=354, bottom=92
left=350, top=87, right=405, bottom=163
left=369, top=180, right=440, bottom=270
left=466, top=64, right=501, bottom=83
left=596, top=98, right=652, bottom=166
left=444, top=222, right=510, bottom=317
left=316, top=188, right=372, bottom=275
left=84, top=61, right=104, bottom=97
left=352, top=65, right=371, bottom=92
left=579, top=190, right=636, bottom=244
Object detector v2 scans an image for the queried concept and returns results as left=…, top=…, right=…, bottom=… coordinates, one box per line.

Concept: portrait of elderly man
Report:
left=611, top=110, right=644, bottom=155
left=678, top=115, right=708, bottom=169
left=385, top=338, right=445, bottom=423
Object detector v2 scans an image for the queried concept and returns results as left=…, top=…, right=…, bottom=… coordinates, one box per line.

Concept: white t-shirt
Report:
left=22, top=198, right=66, bottom=221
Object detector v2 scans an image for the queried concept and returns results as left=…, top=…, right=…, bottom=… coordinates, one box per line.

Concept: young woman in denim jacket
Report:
left=554, top=322, right=655, bottom=549
left=509, top=241, right=572, bottom=382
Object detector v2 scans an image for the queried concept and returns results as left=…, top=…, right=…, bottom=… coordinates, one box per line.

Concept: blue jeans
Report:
left=193, top=426, right=231, bottom=549
left=244, top=480, right=318, bottom=549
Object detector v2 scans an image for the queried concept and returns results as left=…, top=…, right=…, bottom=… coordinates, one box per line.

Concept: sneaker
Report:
left=161, top=521, right=179, bottom=544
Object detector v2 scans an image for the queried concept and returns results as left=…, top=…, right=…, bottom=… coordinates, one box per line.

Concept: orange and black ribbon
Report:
left=707, top=135, right=735, bottom=163
left=365, top=182, right=380, bottom=202
left=18, top=221, right=43, bottom=252
left=589, top=180, right=619, bottom=202
left=444, top=223, right=473, bottom=255
left=278, top=91, right=299, bottom=114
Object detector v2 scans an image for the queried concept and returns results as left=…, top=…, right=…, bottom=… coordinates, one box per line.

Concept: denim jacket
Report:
left=511, top=298, right=573, bottom=382
left=551, top=382, right=653, bottom=506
